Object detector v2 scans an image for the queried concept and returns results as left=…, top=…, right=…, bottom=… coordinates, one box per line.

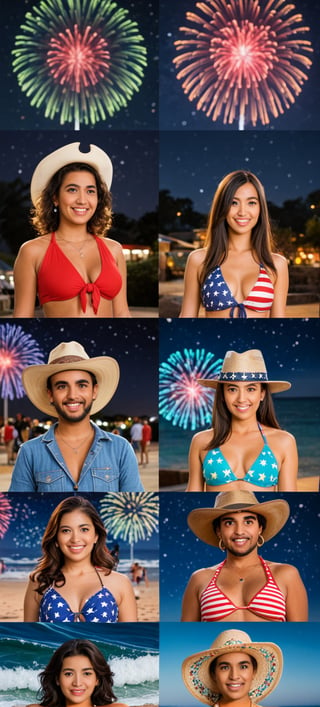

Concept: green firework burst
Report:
left=12, top=0, right=147, bottom=126
left=99, top=492, right=159, bottom=544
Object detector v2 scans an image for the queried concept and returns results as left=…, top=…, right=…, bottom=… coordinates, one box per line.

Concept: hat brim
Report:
left=182, top=640, right=283, bottom=704
left=30, top=142, right=113, bottom=206
left=187, top=498, right=290, bottom=546
left=22, top=357, right=119, bottom=417
left=198, top=378, right=291, bottom=393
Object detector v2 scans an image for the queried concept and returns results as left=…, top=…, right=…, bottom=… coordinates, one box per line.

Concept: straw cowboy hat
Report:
left=182, top=629, right=283, bottom=705
left=30, top=142, right=113, bottom=205
left=22, top=341, right=119, bottom=417
left=187, top=489, right=289, bottom=546
left=198, top=349, right=291, bottom=393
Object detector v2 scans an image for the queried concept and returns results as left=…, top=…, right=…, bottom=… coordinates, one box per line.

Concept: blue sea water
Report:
left=0, top=622, right=159, bottom=707
left=159, top=397, right=320, bottom=477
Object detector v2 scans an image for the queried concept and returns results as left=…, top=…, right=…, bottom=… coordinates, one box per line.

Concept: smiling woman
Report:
left=13, top=142, right=131, bottom=318
left=179, top=170, right=288, bottom=319
left=23, top=496, right=137, bottom=623
left=187, top=349, right=298, bottom=492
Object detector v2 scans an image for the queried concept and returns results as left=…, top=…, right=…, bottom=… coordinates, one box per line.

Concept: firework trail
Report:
left=99, top=493, right=159, bottom=545
left=12, top=0, right=147, bottom=128
left=173, top=0, right=313, bottom=129
left=0, top=324, right=45, bottom=400
left=159, top=348, right=223, bottom=431
left=0, top=494, right=12, bottom=540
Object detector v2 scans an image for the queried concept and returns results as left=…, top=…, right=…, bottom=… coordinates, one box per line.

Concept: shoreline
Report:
left=0, top=577, right=159, bottom=622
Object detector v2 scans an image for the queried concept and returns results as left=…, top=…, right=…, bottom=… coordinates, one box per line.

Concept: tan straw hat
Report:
left=187, top=490, right=289, bottom=546
left=182, top=629, right=283, bottom=704
left=22, top=341, right=119, bottom=417
left=198, top=349, right=291, bottom=393
left=30, top=142, right=113, bottom=205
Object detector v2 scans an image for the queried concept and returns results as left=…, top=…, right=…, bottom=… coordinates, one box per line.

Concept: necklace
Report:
left=56, top=235, right=92, bottom=258
left=225, top=560, right=262, bottom=582
left=56, top=429, right=93, bottom=453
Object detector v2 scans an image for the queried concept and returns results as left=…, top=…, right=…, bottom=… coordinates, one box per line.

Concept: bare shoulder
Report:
left=265, top=426, right=296, bottom=448
left=16, top=235, right=50, bottom=259
left=187, top=566, right=218, bottom=590
left=191, top=428, right=213, bottom=448
left=103, top=236, right=124, bottom=257
left=187, top=247, right=207, bottom=267
left=267, top=561, right=301, bottom=580
left=271, top=251, right=288, bottom=274
left=100, top=568, right=131, bottom=588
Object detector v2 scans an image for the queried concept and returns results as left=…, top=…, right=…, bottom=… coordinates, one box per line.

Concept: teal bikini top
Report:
left=202, top=423, right=279, bottom=488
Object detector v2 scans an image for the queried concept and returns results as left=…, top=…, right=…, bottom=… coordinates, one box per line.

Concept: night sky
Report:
left=159, top=0, right=320, bottom=132
left=160, top=491, right=320, bottom=622
left=0, top=0, right=158, bottom=131
left=0, top=130, right=158, bottom=220
left=160, top=130, right=320, bottom=213
left=0, top=318, right=158, bottom=418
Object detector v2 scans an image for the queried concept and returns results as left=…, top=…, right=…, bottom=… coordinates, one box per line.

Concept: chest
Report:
left=215, top=564, right=268, bottom=606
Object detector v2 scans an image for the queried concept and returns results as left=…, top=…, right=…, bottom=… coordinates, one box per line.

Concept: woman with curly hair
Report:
left=24, top=496, right=137, bottom=622
left=13, top=142, right=130, bottom=317
left=180, top=170, right=288, bottom=318
left=25, top=638, right=128, bottom=707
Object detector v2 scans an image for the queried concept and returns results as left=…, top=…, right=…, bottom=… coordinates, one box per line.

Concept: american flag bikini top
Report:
left=201, top=264, right=274, bottom=318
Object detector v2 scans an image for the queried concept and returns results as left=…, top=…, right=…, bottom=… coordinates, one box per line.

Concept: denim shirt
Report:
left=9, top=422, right=144, bottom=492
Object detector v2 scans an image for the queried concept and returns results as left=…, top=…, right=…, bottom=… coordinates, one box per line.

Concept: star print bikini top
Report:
left=200, top=556, right=286, bottom=621
left=202, top=423, right=279, bottom=488
left=37, top=232, right=122, bottom=313
left=200, top=264, right=274, bottom=317
left=39, top=568, right=119, bottom=623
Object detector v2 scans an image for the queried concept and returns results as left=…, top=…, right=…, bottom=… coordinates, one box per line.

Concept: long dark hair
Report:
left=31, top=496, right=114, bottom=594
left=37, top=638, right=117, bottom=706
left=207, top=383, right=281, bottom=449
left=200, top=170, right=277, bottom=285
left=31, top=162, right=112, bottom=236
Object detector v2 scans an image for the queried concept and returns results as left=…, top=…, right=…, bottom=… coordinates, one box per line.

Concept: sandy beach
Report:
left=0, top=577, right=159, bottom=622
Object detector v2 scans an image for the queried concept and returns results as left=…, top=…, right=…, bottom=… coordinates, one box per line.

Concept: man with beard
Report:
left=9, top=341, right=143, bottom=492
left=181, top=489, right=307, bottom=621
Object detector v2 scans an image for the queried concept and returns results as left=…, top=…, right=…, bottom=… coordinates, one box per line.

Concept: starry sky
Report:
left=0, top=318, right=158, bottom=418
left=0, top=130, right=158, bottom=220
left=159, top=491, right=320, bottom=622
left=160, top=130, right=320, bottom=213
left=159, top=0, right=320, bottom=132
left=159, top=621, right=320, bottom=706
left=0, top=0, right=158, bottom=131
left=0, top=492, right=159, bottom=556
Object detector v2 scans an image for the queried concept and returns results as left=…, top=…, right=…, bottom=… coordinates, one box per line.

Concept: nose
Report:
left=75, top=189, right=87, bottom=203
left=229, top=665, right=239, bottom=680
left=236, top=387, right=247, bottom=402
left=72, top=672, right=83, bottom=686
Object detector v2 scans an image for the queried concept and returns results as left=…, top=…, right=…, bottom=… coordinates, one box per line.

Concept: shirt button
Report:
left=74, top=484, right=78, bottom=490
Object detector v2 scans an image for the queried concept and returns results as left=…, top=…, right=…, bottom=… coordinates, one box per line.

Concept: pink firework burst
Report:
left=0, top=493, right=12, bottom=539
left=47, top=24, right=110, bottom=92
left=173, top=0, right=313, bottom=129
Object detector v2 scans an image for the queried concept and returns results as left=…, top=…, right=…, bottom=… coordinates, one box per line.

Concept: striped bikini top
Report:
left=201, top=264, right=274, bottom=317
left=202, top=423, right=279, bottom=488
left=200, top=556, right=286, bottom=622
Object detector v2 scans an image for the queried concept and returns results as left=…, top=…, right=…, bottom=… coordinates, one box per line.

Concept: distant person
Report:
left=130, top=562, right=149, bottom=588
left=110, top=543, right=120, bottom=568
left=130, top=417, right=143, bottom=455
left=180, top=170, right=288, bottom=318
left=9, top=341, right=144, bottom=492
left=3, top=419, right=17, bottom=463
left=13, top=142, right=130, bottom=318
left=141, top=419, right=152, bottom=465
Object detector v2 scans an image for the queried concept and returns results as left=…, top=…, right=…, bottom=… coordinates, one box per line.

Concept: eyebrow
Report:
left=61, top=666, right=94, bottom=672
left=221, top=514, right=257, bottom=522
left=51, top=377, right=91, bottom=387
left=59, top=523, right=91, bottom=529
left=64, top=182, right=97, bottom=189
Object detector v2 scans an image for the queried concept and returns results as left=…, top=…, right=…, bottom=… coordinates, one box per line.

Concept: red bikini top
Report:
left=37, top=233, right=122, bottom=313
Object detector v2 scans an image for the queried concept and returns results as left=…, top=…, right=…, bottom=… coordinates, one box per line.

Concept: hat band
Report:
left=215, top=502, right=257, bottom=511
left=220, top=372, right=268, bottom=381
left=49, top=355, right=88, bottom=364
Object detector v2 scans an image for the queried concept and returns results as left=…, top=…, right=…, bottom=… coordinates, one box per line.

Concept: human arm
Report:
left=270, top=253, right=289, bottom=317
left=277, top=432, right=298, bottom=491
left=186, top=432, right=206, bottom=491
left=181, top=570, right=205, bottom=621
left=117, top=573, right=138, bottom=621
left=179, top=249, right=204, bottom=317
left=117, top=437, right=144, bottom=491
left=108, top=239, right=131, bottom=317
left=13, top=242, right=38, bottom=317
left=284, top=565, right=308, bottom=621
left=24, top=576, right=41, bottom=621
left=8, top=444, right=37, bottom=491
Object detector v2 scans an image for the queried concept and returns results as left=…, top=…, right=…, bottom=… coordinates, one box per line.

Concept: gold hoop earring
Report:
left=257, top=534, right=265, bottom=547
left=218, top=538, right=226, bottom=551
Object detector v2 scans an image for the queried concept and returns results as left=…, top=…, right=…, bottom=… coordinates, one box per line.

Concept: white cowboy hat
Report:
left=187, top=490, right=290, bottom=546
left=182, top=629, right=283, bottom=705
left=30, top=142, right=113, bottom=205
left=198, top=349, right=291, bottom=393
left=22, top=341, right=119, bottom=417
